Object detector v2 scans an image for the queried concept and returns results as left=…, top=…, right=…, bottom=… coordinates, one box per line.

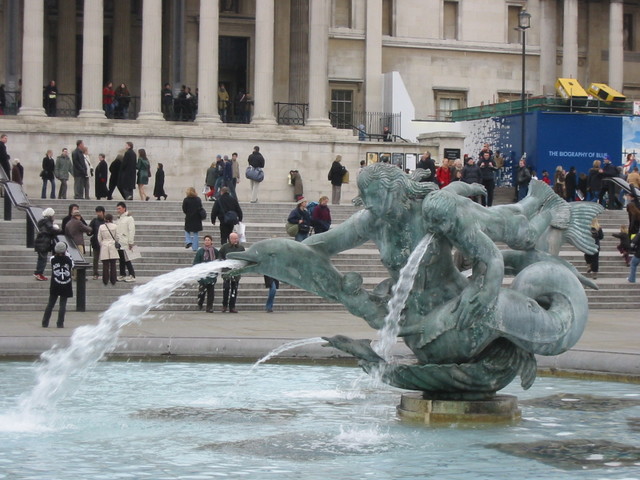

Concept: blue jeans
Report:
left=41, top=178, right=56, bottom=199
left=629, top=256, right=640, bottom=283
left=266, top=282, right=277, bottom=311
left=295, top=231, right=309, bottom=242
left=184, top=231, right=199, bottom=251
left=517, top=185, right=528, bottom=201
left=34, top=251, right=47, bottom=275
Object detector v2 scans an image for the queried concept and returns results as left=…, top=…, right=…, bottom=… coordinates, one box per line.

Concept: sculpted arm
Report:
left=302, top=209, right=372, bottom=256
left=443, top=182, right=487, bottom=198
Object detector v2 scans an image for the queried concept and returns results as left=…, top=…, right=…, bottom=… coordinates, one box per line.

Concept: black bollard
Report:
left=4, top=194, right=11, bottom=221
left=76, top=268, right=87, bottom=312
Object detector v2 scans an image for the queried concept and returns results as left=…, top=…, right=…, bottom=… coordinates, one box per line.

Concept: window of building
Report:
left=220, top=0, right=240, bottom=14
left=434, top=90, right=466, bottom=121
left=333, top=0, right=352, bottom=28
left=382, top=0, right=393, bottom=36
left=331, top=89, right=354, bottom=128
left=624, top=13, right=634, bottom=51
left=507, top=5, right=523, bottom=44
left=497, top=92, right=522, bottom=103
left=443, top=1, right=458, bottom=40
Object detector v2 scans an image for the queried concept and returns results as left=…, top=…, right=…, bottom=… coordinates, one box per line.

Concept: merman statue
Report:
left=228, top=163, right=603, bottom=400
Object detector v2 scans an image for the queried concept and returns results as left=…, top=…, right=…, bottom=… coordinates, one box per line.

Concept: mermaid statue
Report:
left=229, top=163, right=603, bottom=400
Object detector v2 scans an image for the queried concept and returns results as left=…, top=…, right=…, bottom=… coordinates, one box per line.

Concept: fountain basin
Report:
left=1, top=360, right=639, bottom=480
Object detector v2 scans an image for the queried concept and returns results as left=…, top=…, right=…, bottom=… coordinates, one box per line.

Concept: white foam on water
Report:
left=334, top=425, right=390, bottom=448
left=283, top=389, right=365, bottom=401
left=8, top=260, right=245, bottom=426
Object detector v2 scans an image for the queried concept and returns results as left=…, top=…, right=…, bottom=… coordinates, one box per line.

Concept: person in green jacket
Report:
left=136, top=148, right=151, bottom=201
left=193, top=235, right=219, bottom=313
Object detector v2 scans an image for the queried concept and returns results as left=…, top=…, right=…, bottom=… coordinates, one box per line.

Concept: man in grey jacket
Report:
left=54, top=147, right=73, bottom=199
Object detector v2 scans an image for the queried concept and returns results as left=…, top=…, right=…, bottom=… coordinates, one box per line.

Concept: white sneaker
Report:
left=124, top=276, right=136, bottom=283
left=117, top=275, right=126, bottom=282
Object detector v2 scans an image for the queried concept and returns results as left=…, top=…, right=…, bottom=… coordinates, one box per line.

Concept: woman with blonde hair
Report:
left=587, top=159, right=603, bottom=203
left=584, top=218, right=604, bottom=279
left=182, top=186, right=204, bottom=251
left=553, top=165, right=566, bottom=198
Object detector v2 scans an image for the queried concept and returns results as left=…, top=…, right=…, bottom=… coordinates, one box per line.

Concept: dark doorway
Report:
left=219, top=36, right=248, bottom=123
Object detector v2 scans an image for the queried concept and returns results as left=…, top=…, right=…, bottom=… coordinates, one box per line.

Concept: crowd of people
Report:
left=25, top=140, right=167, bottom=202
left=28, top=138, right=640, bottom=321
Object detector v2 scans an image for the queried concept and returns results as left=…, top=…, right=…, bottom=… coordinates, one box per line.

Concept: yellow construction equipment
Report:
left=555, top=78, right=588, bottom=100
left=587, top=83, right=626, bottom=102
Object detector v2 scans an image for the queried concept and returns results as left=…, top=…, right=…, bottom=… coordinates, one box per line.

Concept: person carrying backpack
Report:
left=33, top=208, right=62, bottom=281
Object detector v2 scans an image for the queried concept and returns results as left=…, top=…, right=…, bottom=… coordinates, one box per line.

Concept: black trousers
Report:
left=481, top=179, right=495, bottom=206
left=198, top=283, right=215, bottom=311
left=118, top=249, right=135, bottom=277
left=42, top=294, right=68, bottom=327
left=223, top=279, right=238, bottom=309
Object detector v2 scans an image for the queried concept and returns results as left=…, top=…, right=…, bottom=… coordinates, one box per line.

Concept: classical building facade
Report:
left=2, top=0, right=639, bottom=123
left=0, top=0, right=638, bottom=201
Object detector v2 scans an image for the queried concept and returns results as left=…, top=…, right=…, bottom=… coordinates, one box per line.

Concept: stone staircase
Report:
left=0, top=191, right=637, bottom=312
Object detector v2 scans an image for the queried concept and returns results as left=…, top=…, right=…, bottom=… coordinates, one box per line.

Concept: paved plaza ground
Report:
left=0, top=309, right=638, bottom=380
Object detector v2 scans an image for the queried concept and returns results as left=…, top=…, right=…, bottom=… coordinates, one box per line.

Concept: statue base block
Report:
left=397, top=393, right=521, bottom=425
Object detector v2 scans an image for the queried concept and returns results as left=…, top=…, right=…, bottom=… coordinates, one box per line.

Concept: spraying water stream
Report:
left=374, top=234, right=432, bottom=361
left=15, top=259, right=245, bottom=419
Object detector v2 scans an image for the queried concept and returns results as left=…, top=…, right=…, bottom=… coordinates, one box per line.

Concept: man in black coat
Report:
left=417, top=152, right=438, bottom=185
left=118, top=142, right=137, bottom=200
left=478, top=151, right=498, bottom=206
left=600, top=156, right=623, bottom=210
left=72, top=139, right=87, bottom=200
left=0, top=134, right=10, bottom=180
left=247, top=145, right=265, bottom=203
left=211, top=186, right=243, bottom=245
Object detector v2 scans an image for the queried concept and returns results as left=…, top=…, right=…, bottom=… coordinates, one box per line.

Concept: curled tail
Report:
left=527, top=180, right=604, bottom=255
left=565, top=202, right=605, bottom=254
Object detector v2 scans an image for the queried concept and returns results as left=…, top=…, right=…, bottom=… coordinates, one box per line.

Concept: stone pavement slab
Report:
left=0, top=309, right=638, bottom=378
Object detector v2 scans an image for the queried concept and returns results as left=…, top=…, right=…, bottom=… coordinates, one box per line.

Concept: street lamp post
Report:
left=518, top=9, right=531, bottom=162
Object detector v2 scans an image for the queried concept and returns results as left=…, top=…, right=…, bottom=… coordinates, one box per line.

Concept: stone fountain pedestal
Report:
left=397, top=393, right=521, bottom=425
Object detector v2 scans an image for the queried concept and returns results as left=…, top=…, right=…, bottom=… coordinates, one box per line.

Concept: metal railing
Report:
left=275, top=102, right=308, bottom=126
left=330, top=110, right=402, bottom=139
left=0, top=90, right=141, bottom=119
left=452, top=95, right=634, bottom=122
left=0, top=169, right=89, bottom=311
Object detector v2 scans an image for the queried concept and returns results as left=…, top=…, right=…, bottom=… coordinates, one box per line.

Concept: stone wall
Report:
left=0, top=118, right=431, bottom=205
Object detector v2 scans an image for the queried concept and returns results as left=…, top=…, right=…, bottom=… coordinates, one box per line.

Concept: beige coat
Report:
left=116, top=211, right=135, bottom=246
left=98, top=223, right=119, bottom=260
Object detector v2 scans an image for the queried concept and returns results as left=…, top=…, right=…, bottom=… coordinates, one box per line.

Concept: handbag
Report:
left=285, top=222, right=299, bottom=237
left=105, top=224, right=121, bottom=249
left=342, top=168, right=349, bottom=184
left=199, top=207, right=207, bottom=220
left=245, top=166, right=264, bottom=182
left=223, top=210, right=239, bottom=225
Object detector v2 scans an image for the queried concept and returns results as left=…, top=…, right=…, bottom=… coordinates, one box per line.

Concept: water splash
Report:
left=14, top=259, right=245, bottom=421
left=252, top=337, right=325, bottom=369
left=374, top=234, right=432, bottom=361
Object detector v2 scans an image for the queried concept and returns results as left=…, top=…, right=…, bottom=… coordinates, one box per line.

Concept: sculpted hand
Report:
left=453, top=283, right=497, bottom=330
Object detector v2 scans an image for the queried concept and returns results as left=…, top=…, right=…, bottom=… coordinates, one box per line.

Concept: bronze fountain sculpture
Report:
left=229, top=163, right=602, bottom=403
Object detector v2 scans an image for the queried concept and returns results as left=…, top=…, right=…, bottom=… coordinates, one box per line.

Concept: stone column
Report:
left=4, top=0, right=22, bottom=93
left=19, top=0, right=46, bottom=116
left=196, top=0, right=221, bottom=123
left=79, top=0, right=105, bottom=118
left=252, top=0, right=276, bottom=124
left=288, top=0, right=309, bottom=103
left=307, top=0, right=331, bottom=126
left=365, top=0, right=383, bottom=113
left=171, top=0, right=186, bottom=94
left=112, top=0, right=132, bottom=87
left=539, top=0, right=557, bottom=95
left=138, top=0, right=164, bottom=121
left=562, top=0, right=578, bottom=79
left=609, top=0, right=624, bottom=92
